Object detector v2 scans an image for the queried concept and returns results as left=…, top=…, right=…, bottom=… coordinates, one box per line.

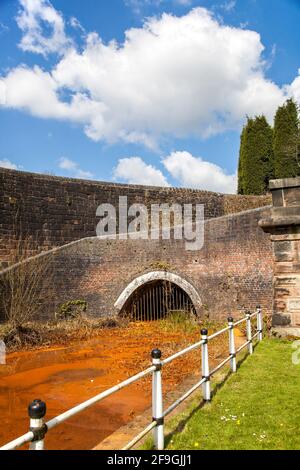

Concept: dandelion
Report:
left=194, top=442, right=199, bottom=448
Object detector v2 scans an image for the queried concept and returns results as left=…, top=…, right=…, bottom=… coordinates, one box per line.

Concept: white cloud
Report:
left=125, top=0, right=163, bottom=14
left=69, top=16, right=85, bottom=33
left=175, top=0, right=192, bottom=5
left=58, top=157, right=94, bottom=179
left=113, top=152, right=237, bottom=193
left=220, top=1, right=236, bottom=12
left=113, top=157, right=170, bottom=186
left=16, top=0, right=72, bottom=56
left=1, top=4, right=299, bottom=148
left=287, top=70, right=300, bottom=103
left=0, top=159, right=20, bottom=170
left=0, top=80, right=6, bottom=105
left=125, top=0, right=192, bottom=12
left=0, top=21, right=9, bottom=35
left=162, top=151, right=237, bottom=193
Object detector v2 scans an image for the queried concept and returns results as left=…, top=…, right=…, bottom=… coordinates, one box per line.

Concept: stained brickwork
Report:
left=0, top=206, right=273, bottom=323
left=0, top=168, right=275, bottom=323
left=0, top=168, right=271, bottom=266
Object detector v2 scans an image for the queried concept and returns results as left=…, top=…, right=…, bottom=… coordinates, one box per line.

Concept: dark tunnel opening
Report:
left=120, top=280, right=196, bottom=322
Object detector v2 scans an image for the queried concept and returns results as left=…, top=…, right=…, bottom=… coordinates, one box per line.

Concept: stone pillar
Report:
left=259, top=177, right=300, bottom=332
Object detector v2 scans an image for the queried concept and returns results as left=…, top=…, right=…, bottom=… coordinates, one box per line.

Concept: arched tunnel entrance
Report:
left=120, top=280, right=196, bottom=321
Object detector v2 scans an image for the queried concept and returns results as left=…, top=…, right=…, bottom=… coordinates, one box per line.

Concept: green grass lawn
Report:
left=143, top=338, right=300, bottom=450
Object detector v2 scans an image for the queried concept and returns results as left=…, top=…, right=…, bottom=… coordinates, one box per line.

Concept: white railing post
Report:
left=257, top=305, right=263, bottom=341
left=201, top=329, right=211, bottom=401
left=28, top=400, right=47, bottom=450
left=246, top=311, right=253, bottom=355
left=151, top=349, right=164, bottom=450
left=228, top=317, right=237, bottom=372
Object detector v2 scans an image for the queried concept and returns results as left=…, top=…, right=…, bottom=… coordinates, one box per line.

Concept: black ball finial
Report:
left=151, top=349, right=162, bottom=359
left=201, top=328, right=208, bottom=336
left=28, top=399, right=46, bottom=419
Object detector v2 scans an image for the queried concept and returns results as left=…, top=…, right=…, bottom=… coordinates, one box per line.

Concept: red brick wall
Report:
left=1, top=206, right=272, bottom=323
left=0, top=168, right=271, bottom=267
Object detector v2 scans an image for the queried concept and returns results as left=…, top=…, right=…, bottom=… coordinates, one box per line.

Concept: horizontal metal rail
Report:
left=122, top=421, right=157, bottom=451
left=233, top=312, right=256, bottom=326
left=163, top=377, right=206, bottom=418
left=161, top=339, right=204, bottom=365
left=210, top=355, right=232, bottom=377
left=0, top=307, right=264, bottom=451
left=236, top=340, right=251, bottom=354
left=1, top=365, right=155, bottom=450
left=252, top=331, right=260, bottom=340
left=46, top=365, right=155, bottom=431
left=0, top=431, right=35, bottom=451
left=208, top=325, right=230, bottom=341
left=233, top=317, right=246, bottom=326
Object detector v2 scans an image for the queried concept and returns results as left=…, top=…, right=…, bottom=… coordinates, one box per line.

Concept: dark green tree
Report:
left=238, top=115, right=274, bottom=195
left=273, top=98, right=300, bottom=178
left=237, top=126, right=246, bottom=194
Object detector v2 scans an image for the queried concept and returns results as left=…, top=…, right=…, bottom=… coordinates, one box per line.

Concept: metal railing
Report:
left=0, top=307, right=264, bottom=451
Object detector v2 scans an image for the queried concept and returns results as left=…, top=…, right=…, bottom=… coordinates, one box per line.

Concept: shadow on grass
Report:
left=163, top=344, right=256, bottom=448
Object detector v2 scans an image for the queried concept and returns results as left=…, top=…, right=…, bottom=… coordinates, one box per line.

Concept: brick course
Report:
left=0, top=206, right=272, bottom=323
left=0, top=168, right=271, bottom=266
left=0, top=168, right=274, bottom=323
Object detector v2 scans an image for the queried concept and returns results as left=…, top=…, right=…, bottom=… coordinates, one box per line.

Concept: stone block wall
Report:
left=259, top=177, right=300, bottom=327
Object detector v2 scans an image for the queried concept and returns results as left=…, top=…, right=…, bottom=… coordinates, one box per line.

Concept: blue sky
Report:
left=0, top=0, right=299, bottom=193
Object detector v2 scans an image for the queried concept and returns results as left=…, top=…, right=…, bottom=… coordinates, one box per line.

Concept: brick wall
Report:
left=0, top=206, right=273, bottom=323
left=0, top=168, right=271, bottom=266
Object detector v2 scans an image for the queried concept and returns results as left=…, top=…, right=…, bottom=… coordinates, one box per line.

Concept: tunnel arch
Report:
left=114, top=271, right=202, bottom=319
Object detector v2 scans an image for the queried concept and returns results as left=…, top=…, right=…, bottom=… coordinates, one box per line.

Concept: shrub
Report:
left=55, top=300, right=87, bottom=321
left=273, top=98, right=300, bottom=178
left=238, top=115, right=274, bottom=195
left=0, top=237, right=54, bottom=328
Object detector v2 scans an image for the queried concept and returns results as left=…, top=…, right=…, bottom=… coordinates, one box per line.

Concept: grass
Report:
left=157, top=310, right=226, bottom=335
left=142, top=338, right=300, bottom=450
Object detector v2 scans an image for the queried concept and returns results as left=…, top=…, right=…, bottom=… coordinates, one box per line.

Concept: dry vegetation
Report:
left=0, top=237, right=250, bottom=354
left=0, top=237, right=126, bottom=351
left=0, top=316, right=131, bottom=352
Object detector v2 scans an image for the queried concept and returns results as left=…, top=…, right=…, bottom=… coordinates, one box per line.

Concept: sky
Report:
left=0, top=0, right=299, bottom=194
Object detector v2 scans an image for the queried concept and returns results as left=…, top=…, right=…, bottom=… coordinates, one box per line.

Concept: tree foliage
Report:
left=237, top=127, right=246, bottom=194
left=237, top=98, right=300, bottom=195
left=273, top=98, right=300, bottom=178
left=238, top=115, right=274, bottom=195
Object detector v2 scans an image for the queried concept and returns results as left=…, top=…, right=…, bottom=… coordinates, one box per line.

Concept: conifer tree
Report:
left=238, top=115, right=274, bottom=195
left=273, top=98, right=300, bottom=178
left=237, top=126, right=246, bottom=194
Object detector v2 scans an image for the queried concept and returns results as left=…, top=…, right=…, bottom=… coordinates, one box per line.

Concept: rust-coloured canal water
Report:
left=0, top=323, right=232, bottom=450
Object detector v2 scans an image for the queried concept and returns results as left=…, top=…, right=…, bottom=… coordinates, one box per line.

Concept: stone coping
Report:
left=269, top=177, right=300, bottom=190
